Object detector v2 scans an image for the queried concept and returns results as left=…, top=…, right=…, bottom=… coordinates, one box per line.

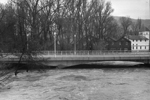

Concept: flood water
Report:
left=0, top=65, right=150, bottom=100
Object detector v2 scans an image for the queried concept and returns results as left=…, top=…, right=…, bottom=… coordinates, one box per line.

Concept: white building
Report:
left=139, top=29, right=150, bottom=51
left=139, top=31, right=150, bottom=39
left=127, top=35, right=149, bottom=51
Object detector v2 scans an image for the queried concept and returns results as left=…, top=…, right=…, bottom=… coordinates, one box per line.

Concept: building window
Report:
left=136, top=46, right=138, bottom=49
left=111, top=48, right=115, bottom=50
left=124, top=48, right=128, bottom=50
left=119, top=42, right=121, bottom=45
left=145, top=46, right=147, bottom=49
left=133, top=47, right=134, bottom=49
left=140, top=46, right=142, bottom=49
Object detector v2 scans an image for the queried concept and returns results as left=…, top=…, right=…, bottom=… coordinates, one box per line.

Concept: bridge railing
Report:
left=37, top=50, right=150, bottom=56
left=0, top=50, right=150, bottom=58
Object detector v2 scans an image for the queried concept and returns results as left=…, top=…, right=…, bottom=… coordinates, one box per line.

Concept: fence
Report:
left=0, top=50, right=150, bottom=58
left=38, top=50, right=150, bottom=56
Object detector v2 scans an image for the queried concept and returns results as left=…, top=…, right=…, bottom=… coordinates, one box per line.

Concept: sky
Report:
left=106, top=0, right=150, bottom=19
left=0, top=0, right=7, bottom=4
left=0, top=0, right=150, bottom=19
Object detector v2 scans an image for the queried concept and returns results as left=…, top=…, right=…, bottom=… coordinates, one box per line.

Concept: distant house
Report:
left=139, top=28, right=150, bottom=39
left=106, top=37, right=131, bottom=51
left=126, top=35, right=149, bottom=51
left=139, top=28, right=150, bottom=51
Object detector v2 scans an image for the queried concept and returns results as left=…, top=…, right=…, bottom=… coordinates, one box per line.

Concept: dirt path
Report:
left=0, top=68, right=150, bottom=100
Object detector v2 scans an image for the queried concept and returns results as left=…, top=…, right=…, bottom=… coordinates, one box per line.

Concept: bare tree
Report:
left=0, top=0, right=121, bottom=55
left=10, top=0, right=56, bottom=75
left=0, top=4, right=5, bottom=52
left=120, top=17, right=132, bottom=38
left=131, top=18, right=142, bottom=35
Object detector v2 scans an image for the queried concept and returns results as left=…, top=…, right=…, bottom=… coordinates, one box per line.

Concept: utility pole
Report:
left=74, top=34, right=76, bottom=54
left=54, top=32, right=57, bottom=57
left=27, top=33, right=29, bottom=50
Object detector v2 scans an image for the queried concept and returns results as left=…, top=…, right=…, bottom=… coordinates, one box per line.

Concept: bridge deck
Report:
left=0, top=52, right=150, bottom=61
left=0, top=52, right=150, bottom=66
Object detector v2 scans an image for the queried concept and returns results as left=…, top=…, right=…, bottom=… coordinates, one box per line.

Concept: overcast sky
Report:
left=0, top=0, right=150, bottom=19
left=106, top=0, right=150, bottom=19
left=0, top=0, right=7, bottom=4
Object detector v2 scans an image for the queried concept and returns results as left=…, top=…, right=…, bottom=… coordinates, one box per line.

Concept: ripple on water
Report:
left=57, top=74, right=88, bottom=81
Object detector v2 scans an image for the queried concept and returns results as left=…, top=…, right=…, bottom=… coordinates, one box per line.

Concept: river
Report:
left=0, top=65, right=150, bottom=100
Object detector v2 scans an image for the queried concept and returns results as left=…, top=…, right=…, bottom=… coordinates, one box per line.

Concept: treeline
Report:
left=0, top=0, right=144, bottom=53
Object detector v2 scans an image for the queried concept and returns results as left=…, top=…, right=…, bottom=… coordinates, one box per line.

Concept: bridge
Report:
left=0, top=51, right=150, bottom=67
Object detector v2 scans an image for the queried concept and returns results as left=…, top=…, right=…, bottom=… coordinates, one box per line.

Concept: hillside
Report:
left=114, top=16, right=150, bottom=29
left=141, top=19, right=150, bottom=29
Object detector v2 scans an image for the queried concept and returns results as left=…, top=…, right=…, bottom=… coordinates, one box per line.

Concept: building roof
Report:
left=139, top=27, right=150, bottom=32
left=127, top=35, right=149, bottom=40
left=106, top=36, right=130, bottom=42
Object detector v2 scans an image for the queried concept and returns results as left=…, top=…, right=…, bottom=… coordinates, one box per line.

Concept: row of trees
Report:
left=0, top=0, right=145, bottom=53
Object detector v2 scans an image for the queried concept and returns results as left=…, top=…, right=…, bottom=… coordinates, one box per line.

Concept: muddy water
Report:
left=0, top=68, right=150, bottom=100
